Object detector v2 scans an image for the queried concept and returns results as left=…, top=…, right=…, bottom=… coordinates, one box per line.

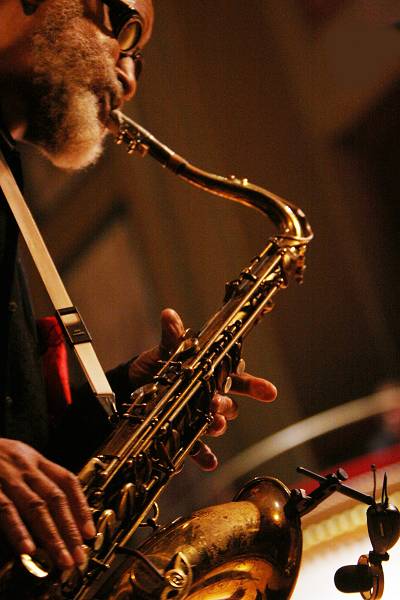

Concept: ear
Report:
left=21, top=0, right=44, bottom=15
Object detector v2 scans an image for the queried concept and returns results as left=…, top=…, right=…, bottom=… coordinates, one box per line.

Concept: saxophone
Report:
left=0, top=112, right=313, bottom=599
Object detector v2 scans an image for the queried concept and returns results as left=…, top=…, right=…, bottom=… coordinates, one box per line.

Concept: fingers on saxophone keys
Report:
left=190, top=441, right=218, bottom=472
left=29, top=470, right=90, bottom=566
left=160, top=308, right=185, bottom=352
left=40, top=459, right=96, bottom=540
left=230, top=373, right=277, bottom=403
left=8, top=477, right=83, bottom=569
left=0, top=489, right=36, bottom=556
left=210, top=394, right=239, bottom=421
left=207, top=394, right=239, bottom=437
left=0, top=480, right=73, bottom=569
left=3, top=460, right=93, bottom=570
left=207, top=414, right=227, bottom=437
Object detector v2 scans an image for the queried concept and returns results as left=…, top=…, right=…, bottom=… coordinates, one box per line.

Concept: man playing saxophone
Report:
left=0, top=0, right=277, bottom=576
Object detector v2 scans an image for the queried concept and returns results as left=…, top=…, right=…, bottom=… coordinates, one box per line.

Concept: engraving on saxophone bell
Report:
left=129, top=550, right=193, bottom=599
left=161, top=552, right=193, bottom=599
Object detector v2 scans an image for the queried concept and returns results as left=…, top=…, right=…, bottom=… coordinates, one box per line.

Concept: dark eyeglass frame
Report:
left=101, top=0, right=144, bottom=79
left=128, top=50, right=144, bottom=81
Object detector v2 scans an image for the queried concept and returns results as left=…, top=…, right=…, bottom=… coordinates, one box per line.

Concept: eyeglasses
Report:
left=130, top=50, right=144, bottom=81
left=101, top=0, right=144, bottom=79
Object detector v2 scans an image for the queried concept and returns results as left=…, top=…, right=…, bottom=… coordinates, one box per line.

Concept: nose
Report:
left=116, top=55, right=138, bottom=103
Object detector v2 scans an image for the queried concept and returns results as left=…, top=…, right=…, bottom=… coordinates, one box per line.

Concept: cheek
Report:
left=71, top=18, right=120, bottom=64
left=64, top=21, right=121, bottom=88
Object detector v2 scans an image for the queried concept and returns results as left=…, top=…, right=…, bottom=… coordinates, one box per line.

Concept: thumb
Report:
left=128, top=309, right=186, bottom=387
left=159, top=308, right=186, bottom=356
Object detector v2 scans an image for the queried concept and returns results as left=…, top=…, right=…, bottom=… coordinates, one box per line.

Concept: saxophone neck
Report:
left=175, top=165, right=313, bottom=245
left=108, top=110, right=313, bottom=245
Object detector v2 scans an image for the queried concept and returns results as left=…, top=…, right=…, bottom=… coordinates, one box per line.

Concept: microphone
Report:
left=334, top=564, right=373, bottom=593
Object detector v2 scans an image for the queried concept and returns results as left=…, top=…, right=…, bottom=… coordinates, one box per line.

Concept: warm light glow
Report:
left=272, top=512, right=281, bottom=523
left=303, top=491, right=400, bottom=552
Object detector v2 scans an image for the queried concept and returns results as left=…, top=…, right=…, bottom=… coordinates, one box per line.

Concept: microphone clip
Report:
left=355, top=553, right=386, bottom=600
left=290, top=465, right=400, bottom=599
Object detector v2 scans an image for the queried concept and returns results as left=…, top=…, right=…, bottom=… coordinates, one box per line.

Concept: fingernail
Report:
left=82, top=521, right=97, bottom=539
left=59, top=549, right=74, bottom=568
left=203, top=455, right=218, bottom=471
left=258, top=381, right=277, bottom=401
left=202, top=450, right=218, bottom=472
left=73, top=545, right=87, bottom=566
left=269, top=384, right=278, bottom=400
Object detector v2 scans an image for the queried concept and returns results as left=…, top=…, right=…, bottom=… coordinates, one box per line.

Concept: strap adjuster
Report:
left=57, top=306, right=92, bottom=346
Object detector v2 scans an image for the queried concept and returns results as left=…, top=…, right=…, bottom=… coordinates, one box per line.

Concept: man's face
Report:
left=21, top=0, right=153, bottom=169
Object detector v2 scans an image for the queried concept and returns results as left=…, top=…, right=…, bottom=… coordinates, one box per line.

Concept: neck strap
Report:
left=0, top=149, right=117, bottom=419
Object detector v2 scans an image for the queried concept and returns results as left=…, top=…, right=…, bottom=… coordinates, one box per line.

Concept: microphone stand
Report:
left=286, top=466, right=400, bottom=599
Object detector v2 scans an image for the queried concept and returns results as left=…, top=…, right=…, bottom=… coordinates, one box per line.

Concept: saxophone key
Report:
left=96, top=509, right=117, bottom=547
left=78, top=456, right=108, bottom=487
left=153, top=441, right=176, bottom=474
left=223, top=376, right=232, bottom=394
left=236, top=358, right=246, bottom=375
left=205, top=411, right=214, bottom=425
left=240, top=270, right=258, bottom=282
left=224, top=278, right=240, bottom=301
left=130, top=383, right=158, bottom=406
left=88, top=489, right=105, bottom=510
left=139, top=502, right=160, bottom=531
left=61, top=545, right=90, bottom=577
left=264, top=298, right=275, bottom=311
left=117, top=482, right=137, bottom=522
left=93, top=532, right=105, bottom=552
left=174, top=334, right=200, bottom=360
left=140, top=476, right=159, bottom=494
left=20, top=552, right=51, bottom=579
left=88, top=557, right=110, bottom=572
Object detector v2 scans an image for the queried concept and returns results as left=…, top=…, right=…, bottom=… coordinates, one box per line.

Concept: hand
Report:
left=0, top=439, right=96, bottom=569
left=128, top=308, right=277, bottom=471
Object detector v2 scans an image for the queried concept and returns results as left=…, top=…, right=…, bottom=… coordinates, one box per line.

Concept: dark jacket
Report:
left=0, top=126, right=134, bottom=470
left=0, top=127, right=49, bottom=451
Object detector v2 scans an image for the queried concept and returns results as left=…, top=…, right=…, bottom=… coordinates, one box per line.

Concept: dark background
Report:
left=21, top=0, right=400, bottom=516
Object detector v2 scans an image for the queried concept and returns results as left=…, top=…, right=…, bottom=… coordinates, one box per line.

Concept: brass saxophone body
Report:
left=1, top=112, right=312, bottom=599
left=90, top=477, right=302, bottom=600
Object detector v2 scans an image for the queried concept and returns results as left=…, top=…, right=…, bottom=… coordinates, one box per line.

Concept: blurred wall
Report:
left=21, top=1, right=400, bottom=514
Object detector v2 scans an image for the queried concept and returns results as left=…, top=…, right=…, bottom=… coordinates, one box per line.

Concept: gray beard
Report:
left=25, top=0, right=121, bottom=170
